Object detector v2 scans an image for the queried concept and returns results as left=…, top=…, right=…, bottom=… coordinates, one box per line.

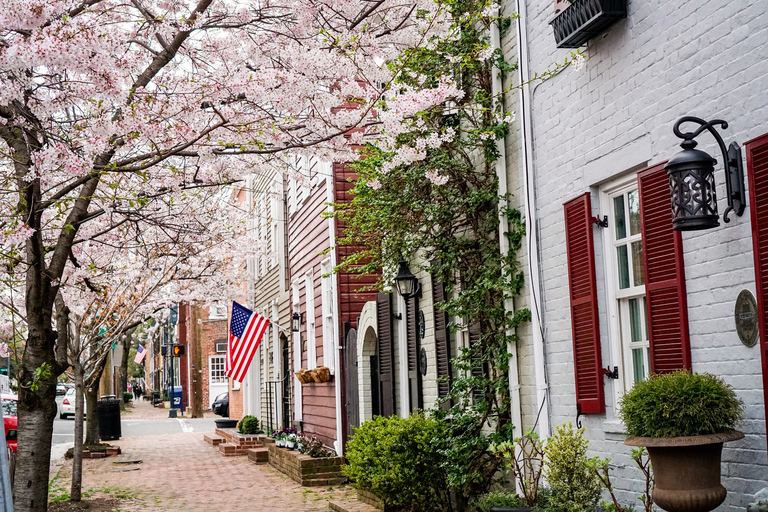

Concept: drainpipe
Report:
left=515, top=0, right=550, bottom=439
left=490, top=20, right=524, bottom=439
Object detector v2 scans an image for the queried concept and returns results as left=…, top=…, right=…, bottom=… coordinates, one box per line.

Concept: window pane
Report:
left=614, top=195, right=626, bottom=240
left=631, top=241, right=645, bottom=286
left=617, top=245, right=630, bottom=289
left=632, top=348, right=646, bottom=383
left=628, top=190, right=641, bottom=236
left=629, top=298, right=643, bottom=342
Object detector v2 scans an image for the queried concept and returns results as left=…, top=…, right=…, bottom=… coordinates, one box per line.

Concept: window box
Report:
left=550, top=0, right=626, bottom=49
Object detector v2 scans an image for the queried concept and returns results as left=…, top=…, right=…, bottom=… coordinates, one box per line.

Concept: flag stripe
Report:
left=226, top=301, right=269, bottom=383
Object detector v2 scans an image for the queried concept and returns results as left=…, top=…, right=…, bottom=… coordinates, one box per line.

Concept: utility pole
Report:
left=190, top=304, right=204, bottom=418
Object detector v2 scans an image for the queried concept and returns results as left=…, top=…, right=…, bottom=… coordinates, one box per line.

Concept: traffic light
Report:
left=172, top=344, right=185, bottom=356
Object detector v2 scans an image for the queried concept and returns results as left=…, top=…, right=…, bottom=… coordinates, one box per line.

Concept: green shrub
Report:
left=472, top=491, right=527, bottom=512
left=122, top=392, right=132, bottom=403
left=619, top=370, right=744, bottom=438
left=237, top=415, right=261, bottom=435
left=343, top=414, right=451, bottom=511
left=544, top=423, right=602, bottom=512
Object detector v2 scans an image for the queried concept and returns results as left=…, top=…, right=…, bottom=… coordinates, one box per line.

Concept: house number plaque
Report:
left=735, top=289, right=758, bottom=348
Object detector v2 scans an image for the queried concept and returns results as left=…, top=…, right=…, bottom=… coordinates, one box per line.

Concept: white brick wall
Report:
left=503, top=0, right=768, bottom=508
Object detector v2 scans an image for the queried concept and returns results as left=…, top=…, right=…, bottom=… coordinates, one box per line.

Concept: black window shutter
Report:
left=376, top=292, right=395, bottom=416
left=405, top=296, right=423, bottom=412
left=431, top=272, right=452, bottom=408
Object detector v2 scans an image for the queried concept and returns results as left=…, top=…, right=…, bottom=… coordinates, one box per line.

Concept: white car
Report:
left=59, top=388, right=86, bottom=419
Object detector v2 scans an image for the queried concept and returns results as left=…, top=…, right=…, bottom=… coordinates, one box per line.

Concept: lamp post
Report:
left=666, top=116, right=746, bottom=231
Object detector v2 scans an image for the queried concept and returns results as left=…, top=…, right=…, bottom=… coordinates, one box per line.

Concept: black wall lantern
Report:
left=666, top=116, right=746, bottom=231
left=394, top=261, right=421, bottom=299
left=291, top=311, right=302, bottom=332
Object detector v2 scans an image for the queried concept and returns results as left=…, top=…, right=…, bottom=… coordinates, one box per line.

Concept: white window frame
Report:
left=209, top=355, right=228, bottom=385
left=600, top=175, right=651, bottom=410
left=305, top=270, right=317, bottom=369
left=292, top=280, right=303, bottom=420
left=320, top=258, right=336, bottom=374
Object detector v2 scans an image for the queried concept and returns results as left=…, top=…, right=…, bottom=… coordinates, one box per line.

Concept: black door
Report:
left=344, top=327, right=359, bottom=439
left=281, top=335, right=291, bottom=427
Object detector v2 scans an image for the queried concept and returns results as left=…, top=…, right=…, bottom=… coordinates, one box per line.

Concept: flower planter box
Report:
left=214, top=419, right=238, bottom=429
left=549, top=0, right=626, bottom=48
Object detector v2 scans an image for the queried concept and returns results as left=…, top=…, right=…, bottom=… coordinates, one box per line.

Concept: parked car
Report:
left=56, top=384, right=67, bottom=396
left=59, top=387, right=87, bottom=419
left=211, top=392, right=229, bottom=417
left=2, top=394, right=17, bottom=453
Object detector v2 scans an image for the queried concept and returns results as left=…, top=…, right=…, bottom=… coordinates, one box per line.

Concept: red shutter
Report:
left=745, top=132, right=768, bottom=450
left=376, top=292, right=395, bottom=417
left=564, top=193, right=605, bottom=414
left=638, top=163, right=691, bottom=373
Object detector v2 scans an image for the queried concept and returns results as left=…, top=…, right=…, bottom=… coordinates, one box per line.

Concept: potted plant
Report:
left=620, top=371, right=745, bottom=512
left=286, top=433, right=297, bottom=450
left=275, top=433, right=286, bottom=447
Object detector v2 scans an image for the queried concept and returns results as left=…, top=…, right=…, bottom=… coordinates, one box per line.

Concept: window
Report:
left=209, top=304, right=227, bottom=320
left=321, top=259, right=335, bottom=373
left=608, top=185, right=650, bottom=389
left=305, top=272, right=316, bottom=369
left=209, top=355, right=227, bottom=384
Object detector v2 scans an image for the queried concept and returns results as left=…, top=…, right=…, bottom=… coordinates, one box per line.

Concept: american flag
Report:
left=133, top=345, right=147, bottom=364
left=226, top=301, right=269, bottom=382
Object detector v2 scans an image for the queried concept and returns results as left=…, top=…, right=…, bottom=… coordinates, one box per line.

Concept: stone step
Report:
left=204, top=434, right=224, bottom=446
left=329, top=500, right=380, bottom=512
left=300, top=476, right=348, bottom=487
left=247, top=447, right=269, bottom=464
left=218, top=443, right=243, bottom=456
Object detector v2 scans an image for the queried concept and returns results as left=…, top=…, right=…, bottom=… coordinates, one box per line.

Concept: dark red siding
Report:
left=638, top=162, right=691, bottom=373
left=745, top=132, right=768, bottom=453
left=564, top=193, right=605, bottom=414
left=289, top=184, right=335, bottom=447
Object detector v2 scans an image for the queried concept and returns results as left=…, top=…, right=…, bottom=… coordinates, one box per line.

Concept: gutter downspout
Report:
left=515, top=0, right=550, bottom=439
left=490, top=21, right=524, bottom=440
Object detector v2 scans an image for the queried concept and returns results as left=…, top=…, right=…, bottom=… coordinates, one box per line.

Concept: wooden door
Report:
left=344, top=327, right=360, bottom=440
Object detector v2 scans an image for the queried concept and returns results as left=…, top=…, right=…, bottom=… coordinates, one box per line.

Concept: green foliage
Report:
left=298, top=435, right=335, bottom=458
left=122, top=392, right=133, bottom=403
left=491, top=429, right=545, bottom=506
left=237, top=415, right=261, bottom=435
left=619, top=371, right=744, bottom=438
left=27, top=362, right=52, bottom=391
left=472, top=491, right=527, bottom=512
left=544, top=423, right=602, bottom=512
left=343, top=414, right=452, bottom=511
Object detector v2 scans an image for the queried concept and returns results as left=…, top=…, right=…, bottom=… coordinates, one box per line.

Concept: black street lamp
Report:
left=666, top=116, right=746, bottom=231
left=291, top=311, right=302, bottom=332
left=394, top=261, right=420, bottom=299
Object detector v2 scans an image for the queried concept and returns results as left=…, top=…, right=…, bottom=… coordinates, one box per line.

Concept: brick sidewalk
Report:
left=121, top=397, right=218, bottom=420
left=53, top=430, right=365, bottom=512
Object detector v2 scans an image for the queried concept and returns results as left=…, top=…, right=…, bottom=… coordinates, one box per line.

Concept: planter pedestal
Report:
left=626, top=431, right=743, bottom=512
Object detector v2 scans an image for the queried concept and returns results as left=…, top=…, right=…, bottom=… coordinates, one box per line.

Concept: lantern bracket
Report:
left=592, top=215, right=608, bottom=228
left=673, top=116, right=746, bottom=223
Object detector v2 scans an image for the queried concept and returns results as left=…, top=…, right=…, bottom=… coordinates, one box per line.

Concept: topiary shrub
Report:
left=544, top=422, right=602, bottom=512
left=343, top=413, right=451, bottom=511
left=122, top=392, right=132, bottom=403
left=619, top=370, right=744, bottom=438
left=237, top=415, right=261, bottom=435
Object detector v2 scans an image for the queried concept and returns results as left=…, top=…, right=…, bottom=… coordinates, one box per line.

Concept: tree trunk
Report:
left=84, top=379, right=101, bottom=445
left=70, top=363, right=85, bottom=501
left=117, top=339, right=131, bottom=409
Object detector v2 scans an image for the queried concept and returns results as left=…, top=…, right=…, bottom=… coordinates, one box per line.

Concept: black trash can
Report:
left=97, top=397, right=121, bottom=441
left=151, top=391, right=161, bottom=405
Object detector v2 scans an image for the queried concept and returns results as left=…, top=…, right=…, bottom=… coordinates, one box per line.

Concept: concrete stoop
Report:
left=207, top=428, right=264, bottom=456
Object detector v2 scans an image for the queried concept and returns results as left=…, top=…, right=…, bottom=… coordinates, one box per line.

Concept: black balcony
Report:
left=550, top=0, right=626, bottom=49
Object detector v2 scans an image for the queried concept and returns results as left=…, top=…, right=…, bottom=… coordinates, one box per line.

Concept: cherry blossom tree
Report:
left=1, top=0, right=464, bottom=508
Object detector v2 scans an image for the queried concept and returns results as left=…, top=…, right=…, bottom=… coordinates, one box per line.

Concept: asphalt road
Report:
left=50, top=398, right=216, bottom=460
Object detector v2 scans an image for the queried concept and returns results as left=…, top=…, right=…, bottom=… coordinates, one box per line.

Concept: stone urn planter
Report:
left=214, top=418, right=238, bottom=429
left=625, top=430, right=744, bottom=512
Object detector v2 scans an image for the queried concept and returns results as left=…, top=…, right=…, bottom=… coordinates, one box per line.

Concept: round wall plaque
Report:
left=735, top=289, right=759, bottom=348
